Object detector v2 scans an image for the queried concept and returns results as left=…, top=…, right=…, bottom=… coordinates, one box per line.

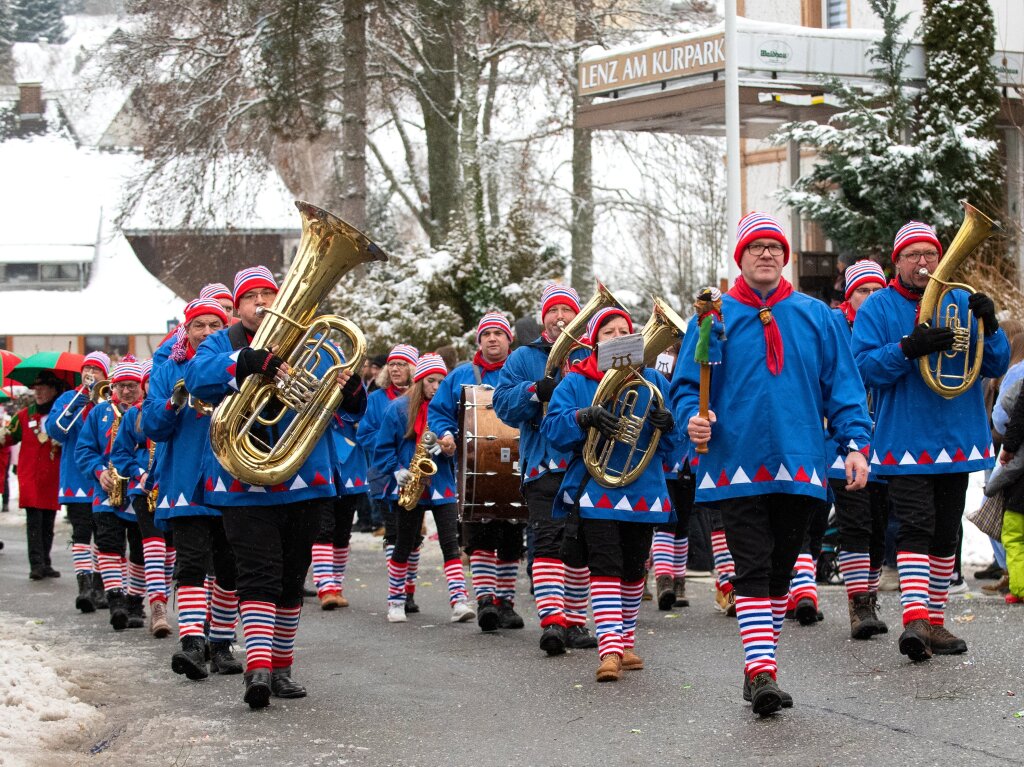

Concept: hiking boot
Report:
left=209, top=641, right=244, bottom=675
left=243, top=669, right=272, bottom=709
left=75, top=572, right=96, bottom=613
left=981, top=574, right=1010, bottom=595
left=870, top=594, right=888, bottom=634
left=794, top=597, right=819, bottom=626
left=150, top=599, right=172, bottom=638
left=496, top=598, right=525, bottom=629
left=621, top=648, right=644, bottom=671
left=973, top=561, right=1005, bottom=580
left=270, top=666, right=307, bottom=698
left=898, top=618, right=932, bottom=662
left=929, top=623, right=968, bottom=655
left=656, top=574, right=676, bottom=610
left=476, top=595, right=500, bottom=632
left=334, top=591, right=349, bottom=607
left=319, top=592, right=344, bottom=610
left=171, top=636, right=209, bottom=680
left=848, top=593, right=886, bottom=640
left=92, top=573, right=108, bottom=609
left=107, top=589, right=129, bottom=631
left=748, top=672, right=784, bottom=716
left=539, top=624, right=567, bottom=656
left=565, top=624, right=598, bottom=649
left=673, top=577, right=689, bottom=607
left=743, top=673, right=793, bottom=708
left=126, top=594, right=146, bottom=629
left=596, top=653, right=622, bottom=682
left=405, top=594, right=420, bottom=614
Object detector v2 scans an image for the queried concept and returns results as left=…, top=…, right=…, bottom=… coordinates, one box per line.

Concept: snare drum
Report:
left=457, top=385, right=524, bottom=521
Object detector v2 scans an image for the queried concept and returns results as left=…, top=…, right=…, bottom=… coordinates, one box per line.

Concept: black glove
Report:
left=340, top=372, right=366, bottom=413
left=648, top=407, right=675, bottom=432
left=235, top=347, right=285, bottom=386
left=968, top=292, right=999, bottom=336
left=900, top=323, right=956, bottom=360
left=577, top=405, right=620, bottom=438
left=534, top=377, right=557, bottom=403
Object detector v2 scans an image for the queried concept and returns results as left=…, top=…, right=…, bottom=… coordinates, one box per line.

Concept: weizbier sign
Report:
left=578, top=33, right=725, bottom=97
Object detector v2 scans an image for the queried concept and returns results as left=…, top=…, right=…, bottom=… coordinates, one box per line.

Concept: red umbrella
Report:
left=1, top=349, right=20, bottom=377
left=8, top=351, right=87, bottom=387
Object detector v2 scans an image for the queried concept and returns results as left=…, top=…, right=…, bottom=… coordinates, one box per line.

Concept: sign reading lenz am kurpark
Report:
left=578, top=33, right=725, bottom=97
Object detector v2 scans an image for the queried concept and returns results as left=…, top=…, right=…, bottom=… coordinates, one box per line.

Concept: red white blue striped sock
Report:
left=387, top=559, right=409, bottom=605
left=770, top=596, right=788, bottom=646
left=443, top=558, right=468, bottom=605
left=204, top=575, right=215, bottom=622
left=239, top=600, right=276, bottom=672
left=735, top=595, right=776, bottom=679
left=177, top=585, right=207, bottom=638
left=72, top=543, right=92, bottom=575
left=332, top=545, right=349, bottom=586
left=141, top=537, right=168, bottom=604
left=92, top=544, right=100, bottom=572
left=712, top=529, right=735, bottom=589
left=620, top=578, right=645, bottom=649
left=590, top=576, right=624, bottom=658
left=271, top=605, right=301, bottom=669
left=838, top=551, right=871, bottom=598
left=470, top=550, right=498, bottom=599
left=209, top=584, right=238, bottom=642
left=897, top=551, right=931, bottom=625
left=651, top=532, right=675, bottom=578
left=673, top=536, right=689, bottom=579
left=311, top=542, right=337, bottom=597
left=406, top=547, right=421, bottom=594
left=868, top=566, right=881, bottom=594
left=564, top=566, right=591, bottom=627
left=927, top=554, right=956, bottom=625
left=127, top=560, right=146, bottom=597
left=788, top=553, right=817, bottom=609
left=97, top=552, right=124, bottom=592
left=532, top=557, right=566, bottom=627
left=164, top=547, right=176, bottom=587
left=496, top=560, right=519, bottom=603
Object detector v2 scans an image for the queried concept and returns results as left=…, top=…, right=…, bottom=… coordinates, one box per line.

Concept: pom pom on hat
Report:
left=232, top=266, right=279, bottom=308
left=476, top=312, right=514, bottom=344
left=387, top=344, right=419, bottom=366
left=82, top=351, right=111, bottom=377
left=844, top=260, right=887, bottom=299
left=734, top=212, right=790, bottom=266
left=891, top=221, right=943, bottom=263
left=540, top=284, right=581, bottom=319
left=413, top=353, right=447, bottom=382
left=199, top=282, right=232, bottom=302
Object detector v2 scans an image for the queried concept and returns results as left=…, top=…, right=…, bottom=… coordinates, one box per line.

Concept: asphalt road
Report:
left=1, top=512, right=1022, bottom=767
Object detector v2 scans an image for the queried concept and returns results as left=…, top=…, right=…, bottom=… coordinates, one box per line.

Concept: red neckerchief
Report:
left=541, top=331, right=555, bottom=344
left=727, top=275, right=794, bottom=375
left=184, top=341, right=197, bottom=360
left=568, top=353, right=604, bottom=381
left=838, top=300, right=856, bottom=325
left=413, top=399, right=430, bottom=441
left=889, top=277, right=924, bottom=322
left=385, top=384, right=404, bottom=400
left=473, top=350, right=505, bottom=373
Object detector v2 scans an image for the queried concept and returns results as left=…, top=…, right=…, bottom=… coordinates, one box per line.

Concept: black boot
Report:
left=108, top=589, right=129, bottom=631
left=171, top=636, right=210, bottom=680
left=497, top=598, right=525, bottom=629
left=75, top=572, right=96, bottom=613
left=29, top=567, right=45, bottom=581
left=898, top=618, right=933, bottom=662
left=92, top=573, right=108, bottom=609
left=539, top=624, right=567, bottom=656
left=270, top=667, right=307, bottom=698
left=565, top=624, right=598, bottom=649
left=748, top=672, right=784, bottom=716
left=126, top=594, right=146, bottom=629
left=243, top=669, right=272, bottom=709
left=477, top=596, right=500, bottom=632
left=743, top=672, right=793, bottom=708
left=404, top=594, right=420, bottom=614
left=656, top=575, right=676, bottom=610
left=209, top=641, right=244, bottom=675
left=794, top=597, right=819, bottom=626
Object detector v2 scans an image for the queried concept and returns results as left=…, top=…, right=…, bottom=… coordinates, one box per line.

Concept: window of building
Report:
left=2, top=263, right=38, bottom=283
left=85, top=336, right=130, bottom=358
left=798, top=251, right=840, bottom=304
left=40, top=263, right=81, bottom=281
left=826, top=0, right=846, bottom=29
left=0, top=262, right=87, bottom=288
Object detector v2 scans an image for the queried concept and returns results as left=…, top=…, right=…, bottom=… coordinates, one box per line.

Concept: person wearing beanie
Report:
left=494, top=283, right=600, bottom=656
left=143, top=298, right=243, bottom=680
left=200, top=282, right=235, bottom=317
left=1, top=370, right=66, bottom=580
left=75, top=356, right=148, bottom=632
left=373, top=353, right=474, bottom=624
left=357, top=343, right=423, bottom=607
left=428, top=311, right=527, bottom=632
left=853, top=221, right=1009, bottom=662
left=673, top=212, right=873, bottom=716
left=185, top=265, right=367, bottom=709
left=543, top=306, right=679, bottom=683
left=45, top=351, right=111, bottom=611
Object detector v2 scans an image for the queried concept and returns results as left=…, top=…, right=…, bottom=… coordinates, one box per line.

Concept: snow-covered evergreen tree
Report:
left=13, top=0, right=65, bottom=44
left=0, top=1, right=16, bottom=80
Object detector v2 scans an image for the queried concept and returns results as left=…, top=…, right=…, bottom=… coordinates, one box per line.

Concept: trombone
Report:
left=52, top=375, right=109, bottom=434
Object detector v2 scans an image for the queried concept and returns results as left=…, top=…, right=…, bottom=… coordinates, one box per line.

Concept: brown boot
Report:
left=673, top=577, right=689, bottom=607
left=621, top=648, right=644, bottom=671
left=596, top=653, right=622, bottom=682
left=320, top=592, right=342, bottom=610
left=898, top=618, right=932, bottom=662
left=848, top=593, right=886, bottom=640
left=149, top=600, right=171, bottom=639
left=335, top=590, right=349, bottom=608
left=642, top=571, right=653, bottom=601
left=981, top=574, right=1009, bottom=595
left=655, top=575, right=676, bottom=610
left=928, top=622, right=968, bottom=655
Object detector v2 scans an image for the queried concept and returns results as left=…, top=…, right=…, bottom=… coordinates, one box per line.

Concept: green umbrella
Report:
left=8, top=351, right=86, bottom=388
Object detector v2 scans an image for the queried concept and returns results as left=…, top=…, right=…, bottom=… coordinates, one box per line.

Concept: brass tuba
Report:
left=917, top=201, right=999, bottom=399
left=209, top=201, right=387, bottom=486
left=397, top=431, right=439, bottom=510
left=583, top=298, right=687, bottom=488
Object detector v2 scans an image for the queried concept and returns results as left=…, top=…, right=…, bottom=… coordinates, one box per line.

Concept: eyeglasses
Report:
left=239, top=289, right=277, bottom=302
left=746, top=244, right=785, bottom=257
left=900, top=250, right=939, bottom=264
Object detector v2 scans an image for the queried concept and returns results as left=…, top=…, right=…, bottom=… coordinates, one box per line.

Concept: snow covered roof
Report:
left=0, top=245, right=94, bottom=265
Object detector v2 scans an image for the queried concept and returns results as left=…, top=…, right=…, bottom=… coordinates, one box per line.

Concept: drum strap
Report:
left=473, top=364, right=482, bottom=385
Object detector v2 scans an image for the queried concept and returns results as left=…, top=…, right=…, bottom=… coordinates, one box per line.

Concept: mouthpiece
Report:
left=556, top=321, right=566, bottom=329
left=917, top=268, right=930, bottom=277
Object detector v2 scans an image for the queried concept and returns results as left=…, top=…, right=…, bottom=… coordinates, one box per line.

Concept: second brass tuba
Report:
left=209, top=201, right=387, bottom=486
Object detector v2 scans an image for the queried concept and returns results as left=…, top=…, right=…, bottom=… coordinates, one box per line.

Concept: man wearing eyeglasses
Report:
left=852, top=221, right=1008, bottom=663
left=673, top=212, right=872, bottom=716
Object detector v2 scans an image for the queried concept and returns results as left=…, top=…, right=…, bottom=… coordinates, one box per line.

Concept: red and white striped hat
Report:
left=540, top=284, right=581, bottom=319
left=81, top=351, right=111, bottom=377
left=844, top=260, right=887, bottom=299
left=734, top=211, right=790, bottom=265
left=584, top=306, right=633, bottom=345
left=387, top=344, right=419, bottom=366
left=413, top=353, right=448, bottom=382
left=891, top=221, right=942, bottom=263
left=476, top=312, right=514, bottom=343
left=110, top=354, right=144, bottom=384
left=232, top=266, right=279, bottom=308
left=184, top=297, right=229, bottom=326
left=199, top=282, right=232, bottom=303
left=139, top=359, right=153, bottom=381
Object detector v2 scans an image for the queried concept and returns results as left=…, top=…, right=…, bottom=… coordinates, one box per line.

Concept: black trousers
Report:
left=392, top=502, right=459, bottom=564
left=718, top=493, right=818, bottom=598
left=562, top=517, right=653, bottom=581
left=380, top=498, right=398, bottom=547
left=464, top=519, right=525, bottom=561
left=25, top=507, right=56, bottom=569
left=832, top=479, right=890, bottom=567
left=315, top=495, right=360, bottom=547
left=800, top=500, right=832, bottom=557
left=172, top=515, right=237, bottom=590
left=886, top=473, right=969, bottom=558
left=659, top=473, right=695, bottom=537
left=523, top=473, right=565, bottom=560
left=131, top=496, right=173, bottom=546
left=220, top=498, right=327, bottom=607
left=94, top=511, right=144, bottom=565
left=66, top=503, right=94, bottom=545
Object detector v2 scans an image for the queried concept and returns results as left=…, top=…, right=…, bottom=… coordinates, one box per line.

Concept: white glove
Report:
left=427, top=441, right=442, bottom=457
left=395, top=468, right=413, bottom=487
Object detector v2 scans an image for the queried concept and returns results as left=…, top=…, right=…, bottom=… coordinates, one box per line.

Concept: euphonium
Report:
left=91, top=379, right=111, bottom=405
left=583, top=298, right=687, bottom=488
left=397, top=431, right=439, bottom=510
left=209, top=201, right=387, bottom=486
left=545, top=282, right=627, bottom=380
left=917, top=201, right=999, bottom=399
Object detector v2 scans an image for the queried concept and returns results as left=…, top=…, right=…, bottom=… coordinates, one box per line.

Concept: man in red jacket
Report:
left=1, top=370, right=66, bottom=579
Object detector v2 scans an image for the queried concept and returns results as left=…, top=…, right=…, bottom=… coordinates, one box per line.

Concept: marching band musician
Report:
left=200, top=282, right=236, bottom=320
left=851, top=221, right=1009, bottom=661
left=143, top=298, right=244, bottom=681
left=75, top=356, right=149, bottom=632
left=357, top=344, right=423, bottom=612
left=1, top=370, right=65, bottom=580
left=543, top=306, right=679, bottom=683
left=674, top=212, right=873, bottom=716
left=184, top=266, right=366, bottom=709
left=45, top=351, right=110, bottom=611
left=373, top=353, right=475, bottom=624
left=493, top=284, right=598, bottom=656
left=429, top=312, right=527, bottom=632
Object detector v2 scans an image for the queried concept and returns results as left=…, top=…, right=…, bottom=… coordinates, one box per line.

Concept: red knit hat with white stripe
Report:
left=413, top=353, right=448, bottom=382
left=540, top=284, right=581, bottom=319
left=140, top=359, right=153, bottom=381
left=199, top=282, right=232, bottom=303
left=81, top=351, right=111, bottom=377
left=476, top=312, right=514, bottom=344
left=110, top=354, right=144, bottom=383
left=387, top=344, right=419, bottom=366
left=891, top=221, right=943, bottom=263
left=232, top=266, right=279, bottom=308
left=734, top=212, right=790, bottom=265
left=584, top=306, right=633, bottom=345
left=843, top=260, right=887, bottom=299
left=184, top=297, right=229, bottom=326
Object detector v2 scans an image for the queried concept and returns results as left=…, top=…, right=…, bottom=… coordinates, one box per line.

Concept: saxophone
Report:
left=106, top=405, right=129, bottom=508
left=146, top=440, right=158, bottom=513
left=397, top=431, right=439, bottom=511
